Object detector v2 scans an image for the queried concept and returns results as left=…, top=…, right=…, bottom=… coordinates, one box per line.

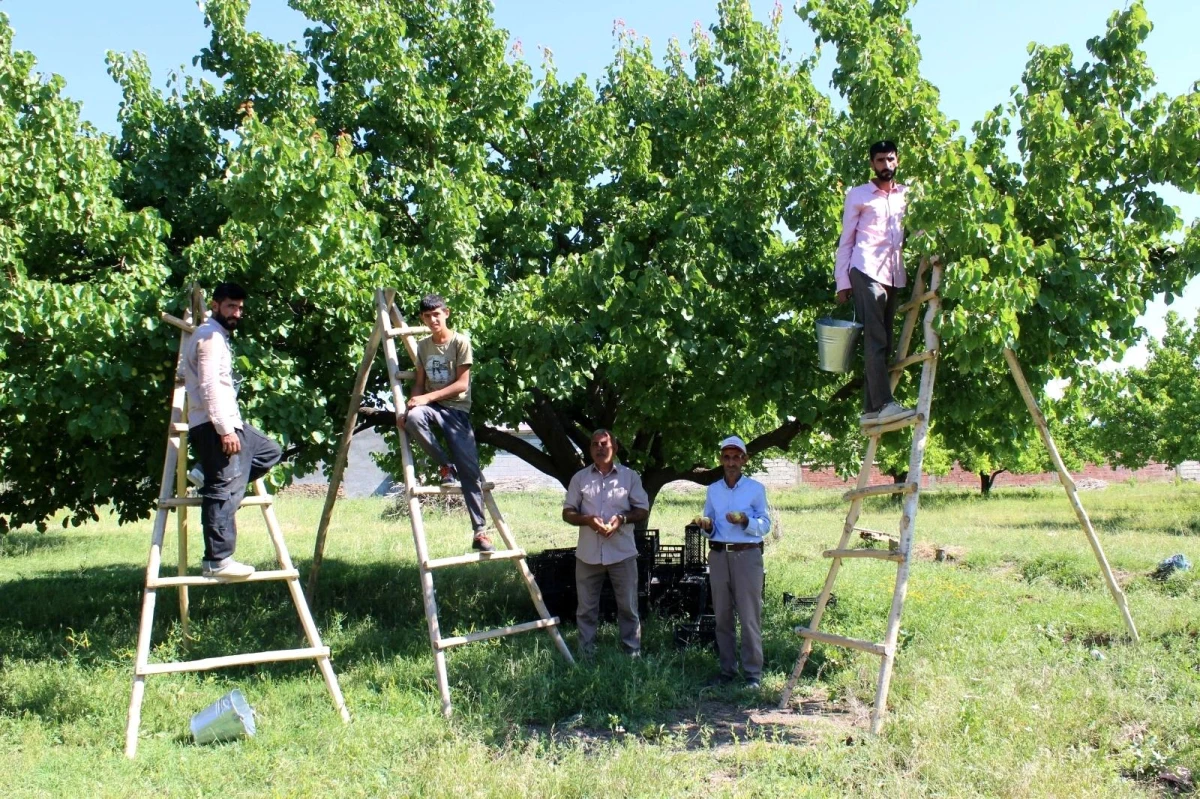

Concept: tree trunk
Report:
left=980, top=469, right=1006, bottom=497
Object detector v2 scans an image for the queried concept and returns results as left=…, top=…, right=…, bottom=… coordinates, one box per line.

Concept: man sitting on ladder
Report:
left=403, top=293, right=493, bottom=553
left=834, top=139, right=916, bottom=426
left=184, top=281, right=283, bottom=579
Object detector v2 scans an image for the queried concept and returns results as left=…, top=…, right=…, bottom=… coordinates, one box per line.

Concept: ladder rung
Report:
left=897, top=289, right=939, bottom=314
left=822, top=548, right=904, bottom=563
left=795, top=627, right=887, bottom=656
left=137, top=646, right=330, bottom=675
left=424, top=549, right=525, bottom=570
left=158, top=495, right=273, bottom=508
left=386, top=325, right=430, bottom=339
left=843, top=482, right=918, bottom=502
left=435, top=617, right=560, bottom=650
left=410, top=483, right=496, bottom=496
left=862, top=412, right=924, bottom=435
left=171, top=423, right=190, bottom=433
left=889, top=350, right=937, bottom=372
left=147, top=568, right=299, bottom=588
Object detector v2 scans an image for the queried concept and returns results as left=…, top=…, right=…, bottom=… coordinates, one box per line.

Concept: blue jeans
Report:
left=192, top=422, right=282, bottom=562
left=404, top=404, right=487, bottom=532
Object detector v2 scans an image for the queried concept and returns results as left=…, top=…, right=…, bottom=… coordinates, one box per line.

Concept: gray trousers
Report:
left=575, top=556, right=641, bottom=655
left=709, top=547, right=764, bottom=679
left=850, top=267, right=898, bottom=413
left=404, top=403, right=487, bottom=532
left=192, top=422, right=282, bottom=562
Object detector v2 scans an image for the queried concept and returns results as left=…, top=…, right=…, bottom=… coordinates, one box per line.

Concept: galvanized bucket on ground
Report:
left=816, top=315, right=863, bottom=373
left=191, top=689, right=256, bottom=745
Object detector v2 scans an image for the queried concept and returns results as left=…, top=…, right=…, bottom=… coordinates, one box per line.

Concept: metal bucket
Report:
left=191, top=689, right=256, bottom=745
left=815, top=317, right=863, bottom=373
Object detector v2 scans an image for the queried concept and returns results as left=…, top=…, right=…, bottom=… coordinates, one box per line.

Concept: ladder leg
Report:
left=126, top=506, right=171, bottom=758
left=175, top=431, right=191, bottom=647
left=780, top=436, right=881, bottom=709
left=258, top=487, right=350, bottom=722
left=483, top=492, right=576, bottom=665
left=870, top=274, right=942, bottom=732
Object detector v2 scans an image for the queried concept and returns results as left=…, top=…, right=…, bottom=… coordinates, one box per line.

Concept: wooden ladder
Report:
left=779, top=258, right=943, bottom=734
left=125, top=289, right=349, bottom=758
left=307, top=288, right=574, bottom=718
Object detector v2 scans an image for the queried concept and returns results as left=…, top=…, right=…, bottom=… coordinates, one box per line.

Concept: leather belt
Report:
left=709, top=541, right=763, bottom=553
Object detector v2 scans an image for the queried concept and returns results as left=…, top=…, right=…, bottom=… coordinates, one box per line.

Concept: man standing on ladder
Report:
left=562, top=429, right=650, bottom=658
left=184, top=282, right=282, bottom=579
left=404, top=294, right=493, bottom=553
left=694, top=436, right=771, bottom=689
left=835, top=140, right=915, bottom=426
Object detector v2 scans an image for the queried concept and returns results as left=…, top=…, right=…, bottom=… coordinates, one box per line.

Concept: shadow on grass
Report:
left=0, top=558, right=852, bottom=734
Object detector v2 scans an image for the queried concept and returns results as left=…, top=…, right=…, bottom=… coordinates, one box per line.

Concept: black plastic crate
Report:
left=683, top=524, right=708, bottom=567
left=674, top=614, right=717, bottom=649
left=655, top=545, right=685, bottom=567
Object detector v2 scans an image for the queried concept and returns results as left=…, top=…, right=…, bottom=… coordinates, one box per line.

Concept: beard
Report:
left=213, top=311, right=240, bottom=331
left=873, top=167, right=896, bottom=182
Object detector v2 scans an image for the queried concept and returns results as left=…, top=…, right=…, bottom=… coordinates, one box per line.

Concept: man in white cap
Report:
left=694, top=435, right=771, bottom=688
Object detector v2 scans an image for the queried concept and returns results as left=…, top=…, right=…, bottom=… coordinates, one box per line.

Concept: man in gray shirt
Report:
left=561, top=430, right=650, bottom=657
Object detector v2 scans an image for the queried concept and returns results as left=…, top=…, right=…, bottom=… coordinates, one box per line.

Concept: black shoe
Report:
left=744, top=676, right=762, bottom=690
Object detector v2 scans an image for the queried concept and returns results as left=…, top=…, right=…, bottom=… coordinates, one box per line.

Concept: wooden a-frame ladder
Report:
left=306, top=288, right=574, bottom=717
left=125, top=287, right=349, bottom=758
left=778, top=258, right=1140, bottom=734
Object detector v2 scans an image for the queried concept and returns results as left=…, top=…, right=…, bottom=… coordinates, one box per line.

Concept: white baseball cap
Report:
left=719, top=435, right=747, bottom=454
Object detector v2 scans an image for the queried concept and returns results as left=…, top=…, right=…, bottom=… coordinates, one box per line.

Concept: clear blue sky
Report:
left=5, top=0, right=1198, bottom=364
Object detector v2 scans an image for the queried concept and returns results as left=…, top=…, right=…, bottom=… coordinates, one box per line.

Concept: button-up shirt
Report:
left=834, top=181, right=908, bottom=292
left=183, top=317, right=243, bottom=435
left=564, top=462, right=649, bottom=566
left=703, top=475, right=770, bottom=544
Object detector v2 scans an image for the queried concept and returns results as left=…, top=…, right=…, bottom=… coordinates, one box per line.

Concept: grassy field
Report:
left=2, top=481, right=1199, bottom=797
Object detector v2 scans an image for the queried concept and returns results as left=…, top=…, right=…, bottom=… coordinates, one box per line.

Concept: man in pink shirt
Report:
left=834, top=140, right=915, bottom=426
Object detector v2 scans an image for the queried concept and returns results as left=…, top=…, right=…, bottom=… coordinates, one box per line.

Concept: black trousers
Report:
left=191, top=422, right=282, bottom=561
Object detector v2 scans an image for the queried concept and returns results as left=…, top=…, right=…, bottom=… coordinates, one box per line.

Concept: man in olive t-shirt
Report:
left=404, top=293, right=492, bottom=552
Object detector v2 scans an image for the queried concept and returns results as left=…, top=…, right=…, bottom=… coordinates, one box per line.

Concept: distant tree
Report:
left=1087, top=311, right=1200, bottom=469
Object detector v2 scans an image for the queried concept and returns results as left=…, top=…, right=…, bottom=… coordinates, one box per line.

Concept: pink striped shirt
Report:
left=834, top=181, right=907, bottom=292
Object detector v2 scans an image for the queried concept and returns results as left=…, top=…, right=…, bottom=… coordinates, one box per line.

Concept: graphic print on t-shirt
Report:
left=425, top=355, right=452, bottom=386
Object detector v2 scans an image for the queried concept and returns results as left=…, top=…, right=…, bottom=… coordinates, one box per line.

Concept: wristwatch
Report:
left=617, top=513, right=626, bottom=526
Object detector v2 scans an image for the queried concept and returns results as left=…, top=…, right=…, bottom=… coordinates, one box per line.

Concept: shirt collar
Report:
left=589, top=461, right=622, bottom=476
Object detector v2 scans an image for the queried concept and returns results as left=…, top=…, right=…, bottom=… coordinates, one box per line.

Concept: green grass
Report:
left=3, top=482, right=1200, bottom=797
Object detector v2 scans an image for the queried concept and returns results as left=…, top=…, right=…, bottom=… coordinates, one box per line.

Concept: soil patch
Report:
left=525, top=692, right=861, bottom=752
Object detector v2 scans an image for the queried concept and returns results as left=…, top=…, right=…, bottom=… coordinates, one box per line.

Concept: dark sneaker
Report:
left=745, top=676, right=762, bottom=690
left=440, top=465, right=460, bottom=486
left=472, top=531, right=495, bottom=552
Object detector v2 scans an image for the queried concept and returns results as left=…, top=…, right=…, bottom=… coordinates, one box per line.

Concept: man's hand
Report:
left=406, top=394, right=430, bottom=410
left=604, top=514, right=625, bottom=534
left=726, top=511, right=748, bottom=528
left=221, top=432, right=241, bottom=456
left=836, top=288, right=852, bottom=305
left=692, top=515, right=713, bottom=533
left=589, top=516, right=614, bottom=537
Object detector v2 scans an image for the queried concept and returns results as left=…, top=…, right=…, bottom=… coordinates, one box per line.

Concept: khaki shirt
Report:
left=563, top=462, right=649, bottom=566
left=416, top=332, right=473, bottom=412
